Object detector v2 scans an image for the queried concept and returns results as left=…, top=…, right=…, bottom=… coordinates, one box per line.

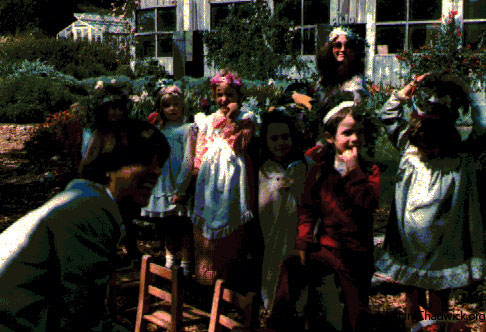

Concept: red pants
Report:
left=270, top=247, right=374, bottom=332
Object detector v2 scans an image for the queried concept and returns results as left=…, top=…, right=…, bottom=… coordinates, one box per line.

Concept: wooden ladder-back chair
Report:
left=135, top=255, right=210, bottom=332
left=208, top=279, right=257, bottom=332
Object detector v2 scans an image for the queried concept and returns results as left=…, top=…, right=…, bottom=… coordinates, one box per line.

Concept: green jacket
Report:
left=0, top=179, right=127, bottom=331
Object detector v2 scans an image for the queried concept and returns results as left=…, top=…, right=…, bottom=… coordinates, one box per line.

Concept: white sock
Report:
left=180, top=260, right=191, bottom=277
left=165, top=254, right=174, bottom=269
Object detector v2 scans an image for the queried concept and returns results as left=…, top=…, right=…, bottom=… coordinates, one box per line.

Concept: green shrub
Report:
left=0, top=35, right=125, bottom=79
left=0, top=75, right=79, bottom=123
left=24, top=105, right=84, bottom=171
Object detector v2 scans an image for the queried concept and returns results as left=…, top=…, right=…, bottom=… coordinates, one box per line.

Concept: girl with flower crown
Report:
left=141, top=85, right=196, bottom=277
left=192, top=70, right=260, bottom=290
left=375, top=72, right=486, bottom=330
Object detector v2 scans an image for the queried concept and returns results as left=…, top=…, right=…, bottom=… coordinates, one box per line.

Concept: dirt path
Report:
left=1, top=124, right=485, bottom=331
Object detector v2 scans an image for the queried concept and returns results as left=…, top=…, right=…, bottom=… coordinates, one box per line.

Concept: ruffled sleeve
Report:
left=213, top=110, right=256, bottom=154
left=193, top=113, right=209, bottom=173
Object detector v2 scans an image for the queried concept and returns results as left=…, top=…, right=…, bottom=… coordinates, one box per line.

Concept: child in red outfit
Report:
left=296, top=100, right=380, bottom=332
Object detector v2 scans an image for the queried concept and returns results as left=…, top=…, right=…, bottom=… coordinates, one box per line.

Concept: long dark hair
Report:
left=406, top=72, right=468, bottom=158
left=316, top=32, right=365, bottom=88
left=259, top=110, right=306, bottom=168
left=92, top=82, right=131, bottom=128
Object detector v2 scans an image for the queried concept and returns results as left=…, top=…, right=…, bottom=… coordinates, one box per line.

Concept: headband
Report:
left=323, top=101, right=355, bottom=125
left=210, top=73, right=242, bottom=87
left=328, top=26, right=355, bottom=42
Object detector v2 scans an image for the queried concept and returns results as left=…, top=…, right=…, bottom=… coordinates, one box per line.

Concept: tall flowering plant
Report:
left=396, top=10, right=486, bottom=90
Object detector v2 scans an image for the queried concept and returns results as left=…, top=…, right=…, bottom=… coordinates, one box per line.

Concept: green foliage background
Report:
left=204, top=0, right=312, bottom=80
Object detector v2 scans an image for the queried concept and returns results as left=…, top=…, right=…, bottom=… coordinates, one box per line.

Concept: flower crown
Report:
left=210, top=73, right=242, bottom=87
left=161, top=85, right=182, bottom=97
left=328, top=26, right=358, bottom=42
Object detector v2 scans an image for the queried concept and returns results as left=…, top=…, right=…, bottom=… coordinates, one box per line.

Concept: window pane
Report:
left=377, top=0, right=406, bottom=21
left=290, top=28, right=302, bottom=53
left=303, top=27, right=316, bottom=55
left=276, top=0, right=301, bottom=26
left=210, top=2, right=246, bottom=29
left=464, top=0, right=486, bottom=19
left=463, top=22, right=486, bottom=48
left=376, top=25, right=405, bottom=53
left=410, top=0, right=441, bottom=20
left=408, top=25, right=436, bottom=50
left=304, top=0, right=330, bottom=25
left=136, top=35, right=155, bottom=58
left=137, top=9, right=155, bottom=32
left=157, top=7, right=176, bottom=31
left=157, top=34, right=173, bottom=57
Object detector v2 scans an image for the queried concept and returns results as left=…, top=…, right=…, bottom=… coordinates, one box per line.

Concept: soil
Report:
left=1, top=124, right=485, bottom=332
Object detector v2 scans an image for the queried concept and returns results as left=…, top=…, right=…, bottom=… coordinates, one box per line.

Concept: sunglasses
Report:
left=269, top=134, right=291, bottom=142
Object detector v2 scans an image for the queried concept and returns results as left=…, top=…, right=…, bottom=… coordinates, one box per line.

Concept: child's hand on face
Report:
left=223, top=102, right=240, bottom=120
left=338, top=146, right=359, bottom=173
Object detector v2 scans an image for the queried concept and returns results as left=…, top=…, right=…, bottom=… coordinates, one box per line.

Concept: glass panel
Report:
left=304, top=0, right=330, bottom=25
left=157, top=7, right=176, bottom=31
left=290, top=28, right=302, bottom=53
left=376, top=25, right=405, bottom=53
left=410, top=0, right=441, bottom=20
left=464, top=0, right=486, bottom=19
left=303, top=27, right=317, bottom=55
left=276, top=0, right=301, bottom=26
left=157, top=34, right=173, bottom=57
left=210, top=2, right=246, bottom=29
left=377, top=0, right=406, bottom=22
left=136, top=35, right=156, bottom=58
left=137, top=9, right=155, bottom=32
left=463, top=22, right=486, bottom=48
left=408, top=24, right=436, bottom=50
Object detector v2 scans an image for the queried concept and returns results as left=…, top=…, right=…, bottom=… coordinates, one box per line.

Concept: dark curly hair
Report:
left=406, top=72, right=469, bottom=158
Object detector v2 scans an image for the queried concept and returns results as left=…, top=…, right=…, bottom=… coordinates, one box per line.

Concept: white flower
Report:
left=94, top=80, right=104, bottom=90
left=140, top=91, right=149, bottom=100
left=130, top=95, right=141, bottom=103
left=328, top=26, right=351, bottom=42
left=268, top=78, right=275, bottom=86
left=111, top=79, right=117, bottom=84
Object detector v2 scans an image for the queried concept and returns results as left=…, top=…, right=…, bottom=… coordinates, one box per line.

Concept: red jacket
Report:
left=296, top=160, right=381, bottom=253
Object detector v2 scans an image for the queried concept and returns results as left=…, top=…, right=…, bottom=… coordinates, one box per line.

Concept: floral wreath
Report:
left=161, top=85, right=183, bottom=97
left=327, top=26, right=368, bottom=47
left=210, top=73, right=242, bottom=87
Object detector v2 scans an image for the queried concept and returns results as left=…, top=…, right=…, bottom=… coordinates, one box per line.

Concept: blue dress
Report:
left=375, top=91, right=486, bottom=290
left=141, top=122, right=196, bottom=218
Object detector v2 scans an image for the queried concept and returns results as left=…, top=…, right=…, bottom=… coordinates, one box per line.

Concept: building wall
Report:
left=136, top=0, right=486, bottom=85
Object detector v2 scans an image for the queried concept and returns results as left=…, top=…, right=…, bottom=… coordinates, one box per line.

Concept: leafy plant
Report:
left=24, top=105, right=84, bottom=172
left=0, top=75, right=80, bottom=123
left=204, top=0, right=311, bottom=80
left=0, top=35, right=127, bottom=79
left=396, top=10, right=486, bottom=88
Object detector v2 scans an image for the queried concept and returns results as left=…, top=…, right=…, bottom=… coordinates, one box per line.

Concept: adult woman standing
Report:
left=315, top=26, right=367, bottom=105
left=0, top=119, right=170, bottom=332
left=306, top=26, right=368, bottom=163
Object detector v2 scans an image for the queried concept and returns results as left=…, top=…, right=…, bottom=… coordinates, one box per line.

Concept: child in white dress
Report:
left=375, top=73, right=486, bottom=329
left=258, top=110, right=308, bottom=312
left=192, top=70, right=258, bottom=288
left=141, top=85, right=196, bottom=276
